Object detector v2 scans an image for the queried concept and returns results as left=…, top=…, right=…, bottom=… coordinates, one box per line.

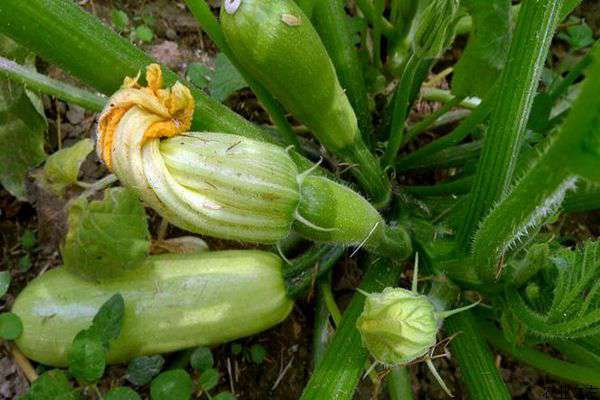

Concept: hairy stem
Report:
left=456, top=0, right=564, bottom=251
left=444, top=311, right=511, bottom=400
left=299, top=258, right=402, bottom=400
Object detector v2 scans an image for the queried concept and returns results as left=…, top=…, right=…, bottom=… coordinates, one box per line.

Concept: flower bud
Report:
left=412, top=0, right=459, bottom=58
left=356, top=287, right=438, bottom=365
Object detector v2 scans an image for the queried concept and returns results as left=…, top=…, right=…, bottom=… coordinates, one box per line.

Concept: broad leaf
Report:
left=89, top=293, right=125, bottom=348
left=0, top=36, right=47, bottom=200
left=210, top=53, right=247, bottom=102
left=452, top=0, right=511, bottom=98
left=127, top=355, right=165, bottom=386
left=105, top=387, right=141, bottom=400
left=150, top=370, right=193, bottom=400
left=21, top=370, right=80, bottom=400
left=62, top=187, right=150, bottom=281
left=40, top=138, right=94, bottom=195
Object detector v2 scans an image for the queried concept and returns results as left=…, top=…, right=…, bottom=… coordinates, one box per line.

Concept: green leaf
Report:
left=40, top=139, right=94, bottom=195
left=20, top=229, right=36, bottom=250
left=62, top=187, right=150, bottom=281
left=452, top=0, right=511, bottom=98
left=150, top=370, right=193, bottom=400
left=213, top=392, right=237, bottom=400
left=250, top=344, right=267, bottom=364
left=127, top=355, right=165, bottom=386
left=0, top=38, right=47, bottom=200
left=68, top=331, right=106, bottom=383
left=134, top=25, right=153, bottom=43
left=190, top=346, right=213, bottom=372
left=89, top=293, right=125, bottom=348
left=105, top=387, right=141, bottom=400
left=186, top=63, right=211, bottom=89
left=210, top=53, right=247, bottom=102
left=18, top=254, right=31, bottom=272
left=231, top=343, right=242, bottom=355
left=558, top=17, right=594, bottom=50
left=0, top=312, right=22, bottom=339
left=0, top=271, right=10, bottom=297
left=198, top=368, right=220, bottom=392
left=111, top=9, right=130, bottom=32
left=21, top=370, right=80, bottom=400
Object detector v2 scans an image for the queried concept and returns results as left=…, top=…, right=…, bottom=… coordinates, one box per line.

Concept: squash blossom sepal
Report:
left=356, top=260, right=478, bottom=396
left=96, top=65, right=410, bottom=258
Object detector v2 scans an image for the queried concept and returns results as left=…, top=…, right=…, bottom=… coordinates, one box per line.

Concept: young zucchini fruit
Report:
left=12, top=248, right=341, bottom=367
left=96, top=65, right=411, bottom=259
left=220, top=0, right=390, bottom=207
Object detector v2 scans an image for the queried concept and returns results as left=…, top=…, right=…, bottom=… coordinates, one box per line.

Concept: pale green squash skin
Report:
left=220, top=0, right=358, bottom=152
left=12, top=250, right=293, bottom=367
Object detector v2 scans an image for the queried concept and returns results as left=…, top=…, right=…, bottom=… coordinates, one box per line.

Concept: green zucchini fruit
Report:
left=12, top=250, right=293, bottom=367
left=220, top=0, right=390, bottom=206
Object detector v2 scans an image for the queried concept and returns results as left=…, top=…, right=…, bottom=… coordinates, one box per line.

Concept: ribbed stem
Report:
left=396, top=98, right=491, bottom=172
left=386, top=366, right=414, bottom=400
left=0, top=56, right=106, bottom=112
left=0, top=0, right=272, bottom=142
left=444, top=311, right=511, bottom=400
left=481, top=319, right=600, bottom=387
left=184, top=0, right=300, bottom=149
left=284, top=245, right=345, bottom=299
left=312, top=0, right=373, bottom=147
left=300, top=258, right=402, bottom=400
left=457, top=0, right=564, bottom=250
left=383, top=52, right=421, bottom=168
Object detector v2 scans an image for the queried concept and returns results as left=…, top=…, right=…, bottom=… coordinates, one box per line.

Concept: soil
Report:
left=0, top=0, right=598, bottom=399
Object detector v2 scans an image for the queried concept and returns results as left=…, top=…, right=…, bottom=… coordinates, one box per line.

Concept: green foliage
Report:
left=68, top=294, right=124, bottom=382
left=186, top=63, right=211, bottom=89
left=20, top=229, right=36, bottom=250
left=210, top=53, right=247, bottom=102
left=213, top=392, right=237, bottom=400
left=0, top=312, right=22, bottom=339
left=452, top=0, right=511, bottom=98
left=150, top=370, right=193, bottom=400
left=127, top=355, right=165, bottom=386
left=40, top=138, right=93, bottom=195
left=0, top=36, right=47, bottom=200
left=199, top=368, right=220, bottom=391
left=0, top=271, right=10, bottom=297
left=68, top=331, right=106, bottom=383
left=190, top=346, right=213, bottom=371
left=111, top=9, right=130, bottom=32
left=558, top=17, right=594, bottom=50
left=20, top=370, right=80, bottom=400
left=133, top=25, right=153, bottom=43
left=105, top=387, right=141, bottom=400
left=62, top=187, right=150, bottom=281
left=249, top=344, right=267, bottom=364
left=505, top=241, right=600, bottom=340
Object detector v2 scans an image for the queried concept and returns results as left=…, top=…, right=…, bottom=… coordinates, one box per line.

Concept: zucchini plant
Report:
left=0, top=0, right=598, bottom=399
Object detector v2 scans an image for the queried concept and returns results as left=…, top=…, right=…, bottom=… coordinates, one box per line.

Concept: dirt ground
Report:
left=1, top=0, right=599, bottom=399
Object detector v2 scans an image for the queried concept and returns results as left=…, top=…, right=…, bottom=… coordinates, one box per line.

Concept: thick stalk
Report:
left=397, top=141, right=482, bottom=172
left=481, top=319, right=600, bottom=387
left=0, top=0, right=273, bottom=142
left=471, top=44, right=600, bottom=281
left=386, top=366, right=414, bottom=400
left=183, top=0, right=300, bottom=148
left=396, top=97, right=492, bottom=171
left=457, top=0, right=564, bottom=250
left=0, top=56, right=106, bottom=112
left=312, top=0, right=374, bottom=147
left=444, top=312, right=511, bottom=400
left=383, top=53, right=421, bottom=168
left=299, top=258, right=402, bottom=400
